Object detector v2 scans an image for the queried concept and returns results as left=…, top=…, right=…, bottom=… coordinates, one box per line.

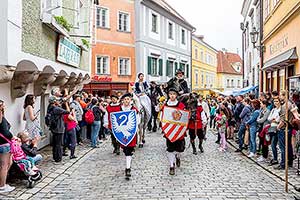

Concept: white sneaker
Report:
left=0, top=184, right=15, bottom=193
left=248, top=152, right=255, bottom=158
left=257, top=156, right=265, bottom=162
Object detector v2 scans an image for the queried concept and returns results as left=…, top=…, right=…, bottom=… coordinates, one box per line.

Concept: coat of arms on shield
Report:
left=161, top=107, right=190, bottom=142
left=110, top=110, right=138, bottom=146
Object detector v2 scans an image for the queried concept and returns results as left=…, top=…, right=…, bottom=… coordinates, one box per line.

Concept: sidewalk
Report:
left=226, top=136, right=300, bottom=190
left=0, top=140, right=98, bottom=200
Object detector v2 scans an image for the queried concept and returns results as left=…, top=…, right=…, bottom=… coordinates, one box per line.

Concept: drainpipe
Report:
left=259, top=0, right=264, bottom=92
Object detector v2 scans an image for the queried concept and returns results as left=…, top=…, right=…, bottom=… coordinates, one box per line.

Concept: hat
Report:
left=111, top=93, right=119, bottom=99
left=49, top=96, right=59, bottom=104
left=51, top=87, right=60, bottom=95
left=175, top=69, right=184, bottom=76
left=121, top=93, right=132, bottom=99
left=168, top=88, right=179, bottom=95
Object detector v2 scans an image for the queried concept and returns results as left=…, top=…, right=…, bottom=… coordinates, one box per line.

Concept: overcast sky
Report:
left=165, top=0, right=244, bottom=54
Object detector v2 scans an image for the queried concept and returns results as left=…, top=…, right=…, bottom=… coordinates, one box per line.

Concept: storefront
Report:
left=83, top=75, right=130, bottom=97
left=262, top=11, right=300, bottom=92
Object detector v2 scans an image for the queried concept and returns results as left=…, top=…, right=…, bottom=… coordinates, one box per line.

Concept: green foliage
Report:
left=54, top=16, right=72, bottom=32
left=81, top=39, right=90, bottom=48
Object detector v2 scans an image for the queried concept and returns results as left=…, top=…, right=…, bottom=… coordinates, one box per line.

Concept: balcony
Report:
left=41, top=12, right=70, bottom=38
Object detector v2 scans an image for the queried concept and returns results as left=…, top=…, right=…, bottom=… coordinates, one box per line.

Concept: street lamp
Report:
left=250, top=27, right=259, bottom=47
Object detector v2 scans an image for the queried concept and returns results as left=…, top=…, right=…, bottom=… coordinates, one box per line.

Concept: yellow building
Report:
left=192, top=35, right=218, bottom=97
left=262, top=0, right=300, bottom=92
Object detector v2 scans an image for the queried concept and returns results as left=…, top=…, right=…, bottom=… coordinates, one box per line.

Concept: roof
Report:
left=192, top=35, right=218, bottom=53
left=217, top=51, right=243, bottom=75
left=145, top=0, right=195, bottom=30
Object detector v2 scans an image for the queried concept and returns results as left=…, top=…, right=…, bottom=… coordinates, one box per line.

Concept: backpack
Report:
left=45, top=106, right=56, bottom=129
left=84, top=106, right=95, bottom=124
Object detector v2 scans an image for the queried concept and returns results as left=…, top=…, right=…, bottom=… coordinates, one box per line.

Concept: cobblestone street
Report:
left=3, top=130, right=294, bottom=200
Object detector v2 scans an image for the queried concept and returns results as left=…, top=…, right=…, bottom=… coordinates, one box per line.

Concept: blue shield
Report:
left=110, top=110, right=138, bottom=146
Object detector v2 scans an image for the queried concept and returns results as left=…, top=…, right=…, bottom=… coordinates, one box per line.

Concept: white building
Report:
left=135, top=0, right=195, bottom=86
left=241, top=0, right=261, bottom=88
left=0, top=0, right=92, bottom=147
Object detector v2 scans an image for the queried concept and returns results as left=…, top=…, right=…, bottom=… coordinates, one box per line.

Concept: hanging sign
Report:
left=57, top=36, right=81, bottom=67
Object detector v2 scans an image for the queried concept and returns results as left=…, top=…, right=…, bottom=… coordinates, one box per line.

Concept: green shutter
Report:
left=148, top=56, right=152, bottom=75
left=186, top=64, right=189, bottom=78
left=174, top=62, right=178, bottom=76
left=166, top=60, right=170, bottom=77
left=159, top=59, right=163, bottom=76
left=180, top=63, right=184, bottom=70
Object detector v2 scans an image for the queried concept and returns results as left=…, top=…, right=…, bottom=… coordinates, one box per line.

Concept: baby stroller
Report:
left=9, top=161, right=42, bottom=188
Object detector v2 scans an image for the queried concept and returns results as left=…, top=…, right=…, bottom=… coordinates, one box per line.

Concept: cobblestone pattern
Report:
left=4, top=130, right=295, bottom=200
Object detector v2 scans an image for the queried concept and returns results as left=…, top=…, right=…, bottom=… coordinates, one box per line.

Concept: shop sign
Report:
left=57, top=36, right=81, bottom=67
left=93, top=75, right=112, bottom=82
left=270, top=34, right=288, bottom=55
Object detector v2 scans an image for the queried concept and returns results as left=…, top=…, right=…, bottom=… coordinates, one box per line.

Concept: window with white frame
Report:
left=195, top=48, right=198, bottom=60
left=238, top=80, right=241, bottom=88
left=201, top=72, right=204, bottom=86
left=195, top=70, right=199, bottom=85
left=118, top=11, right=130, bottom=32
left=181, top=29, right=186, bottom=45
left=96, top=7, right=109, bottom=28
left=41, top=0, right=62, bottom=16
left=227, top=79, right=230, bottom=88
left=200, top=50, right=204, bottom=61
left=231, top=79, right=234, bottom=88
left=168, top=22, right=174, bottom=39
left=118, top=58, right=130, bottom=75
left=166, top=60, right=174, bottom=77
left=151, top=13, right=158, bottom=33
left=74, top=0, right=81, bottom=28
left=96, top=56, right=109, bottom=75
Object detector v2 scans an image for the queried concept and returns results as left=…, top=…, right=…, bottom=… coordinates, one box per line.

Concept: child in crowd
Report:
left=18, top=132, right=43, bottom=165
left=161, top=88, right=186, bottom=175
left=216, top=108, right=227, bottom=152
left=119, top=93, right=139, bottom=178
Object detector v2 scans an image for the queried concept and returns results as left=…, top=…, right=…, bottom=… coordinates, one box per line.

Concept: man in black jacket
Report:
left=165, top=69, right=189, bottom=95
left=47, top=96, right=69, bottom=162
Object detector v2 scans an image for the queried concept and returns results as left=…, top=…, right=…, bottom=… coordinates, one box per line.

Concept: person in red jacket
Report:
left=161, top=88, right=186, bottom=175
left=188, top=95, right=208, bottom=155
left=120, top=93, right=138, bottom=178
left=103, top=94, right=122, bottom=155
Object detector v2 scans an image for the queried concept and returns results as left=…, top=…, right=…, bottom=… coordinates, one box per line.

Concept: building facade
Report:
left=135, top=0, right=194, bottom=86
left=85, top=0, right=136, bottom=96
left=191, top=35, right=218, bottom=97
left=241, top=0, right=261, bottom=88
left=262, top=0, right=300, bottom=92
left=0, top=0, right=92, bottom=147
left=217, top=51, right=243, bottom=92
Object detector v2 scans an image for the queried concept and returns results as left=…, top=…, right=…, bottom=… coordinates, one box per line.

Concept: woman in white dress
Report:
left=23, top=94, right=41, bottom=139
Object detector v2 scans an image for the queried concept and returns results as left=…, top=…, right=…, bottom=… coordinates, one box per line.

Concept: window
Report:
left=227, top=79, right=230, bottom=88
left=194, top=48, right=198, bottom=60
left=272, top=0, right=279, bottom=9
left=238, top=80, right=240, bottom=88
left=200, top=51, right=204, bottom=61
left=96, top=7, right=109, bottom=28
left=42, top=0, right=62, bottom=16
left=166, top=60, right=174, bottom=77
left=118, top=11, right=130, bottom=32
left=201, top=73, right=204, bottom=86
left=74, top=0, right=81, bottom=28
left=181, top=29, right=186, bottom=45
left=96, top=56, right=109, bottom=75
left=195, top=70, right=199, bottom=85
left=231, top=79, right=234, bottom=88
left=168, top=22, right=174, bottom=39
left=148, top=57, right=162, bottom=76
left=118, top=58, right=130, bottom=75
left=151, top=13, right=158, bottom=33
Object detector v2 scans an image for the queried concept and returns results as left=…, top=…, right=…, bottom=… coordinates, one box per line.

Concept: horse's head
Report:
left=179, top=93, right=198, bottom=111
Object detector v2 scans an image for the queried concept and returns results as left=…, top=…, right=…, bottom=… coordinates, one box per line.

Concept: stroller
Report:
left=9, top=161, right=42, bottom=188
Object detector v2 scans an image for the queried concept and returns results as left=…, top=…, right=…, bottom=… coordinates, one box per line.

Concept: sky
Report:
left=165, top=0, right=244, bottom=54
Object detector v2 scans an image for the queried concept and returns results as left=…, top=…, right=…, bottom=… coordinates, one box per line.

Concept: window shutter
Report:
left=148, top=56, right=152, bottom=75
left=186, top=64, right=189, bottom=78
left=166, top=60, right=170, bottom=76
left=159, top=59, right=163, bottom=76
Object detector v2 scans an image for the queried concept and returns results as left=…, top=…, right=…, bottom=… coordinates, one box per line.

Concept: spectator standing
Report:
left=70, top=94, right=84, bottom=145
left=0, top=100, right=15, bottom=193
left=246, top=99, right=260, bottom=158
left=89, top=98, right=102, bottom=148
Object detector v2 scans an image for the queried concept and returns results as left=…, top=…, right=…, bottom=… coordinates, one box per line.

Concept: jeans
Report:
left=91, top=121, right=101, bottom=147
left=238, top=124, right=246, bottom=150
left=278, top=129, right=293, bottom=168
left=28, top=154, right=43, bottom=165
left=271, top=133, right=278, bottom=161
left=249, top=126, right=257, bottom=154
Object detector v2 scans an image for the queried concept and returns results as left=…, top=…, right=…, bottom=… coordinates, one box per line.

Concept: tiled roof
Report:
left=217, top=51, right=243, bottom=75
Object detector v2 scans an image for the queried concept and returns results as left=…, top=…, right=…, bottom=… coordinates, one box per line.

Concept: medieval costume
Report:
left=188, top=102, right=207, bottom=155
left=103, top=94, right=121, bottom=155
left=161, top=88, right=186, bottom=175
left=165, top=69, right=189, bottom=95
